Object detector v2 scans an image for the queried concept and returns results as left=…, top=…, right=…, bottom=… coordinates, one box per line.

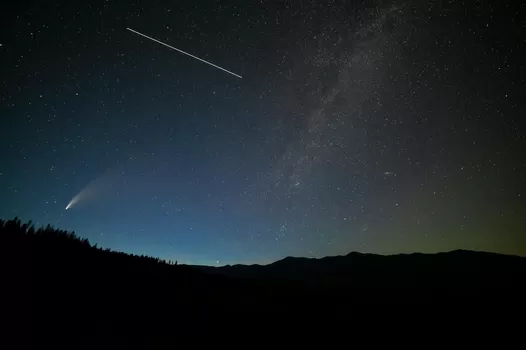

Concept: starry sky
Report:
left=1, top=0, right=525, bottom=265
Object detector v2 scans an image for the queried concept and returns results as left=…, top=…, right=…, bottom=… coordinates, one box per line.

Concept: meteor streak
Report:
left=126, top=27, right=242, bottom=79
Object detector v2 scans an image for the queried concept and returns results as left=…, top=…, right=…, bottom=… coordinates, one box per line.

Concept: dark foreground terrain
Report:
left=2, top=217, right=525, bottom=346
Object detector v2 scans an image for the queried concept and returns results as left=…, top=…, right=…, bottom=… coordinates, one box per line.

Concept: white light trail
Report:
left=126, top=27, right=242, bottom=79
left=65, top=193, right=81, bottom=210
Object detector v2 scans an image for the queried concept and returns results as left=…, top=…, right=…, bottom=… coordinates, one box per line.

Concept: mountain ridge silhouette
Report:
left=2, top=217, right=525, bottom=346
left=196, top=249, right=526, bottom=287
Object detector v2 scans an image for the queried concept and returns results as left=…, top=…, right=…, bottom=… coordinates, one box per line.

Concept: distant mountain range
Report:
left=196, top=250, right=526, bottom=288
left=2, top=217, right=525, bottom=346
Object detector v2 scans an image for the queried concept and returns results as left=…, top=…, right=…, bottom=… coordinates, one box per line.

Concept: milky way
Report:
left=1, top=0, right=524, bottom=264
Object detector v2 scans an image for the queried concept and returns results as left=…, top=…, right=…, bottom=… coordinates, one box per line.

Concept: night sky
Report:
left=1, top=0, right=525, bottom=265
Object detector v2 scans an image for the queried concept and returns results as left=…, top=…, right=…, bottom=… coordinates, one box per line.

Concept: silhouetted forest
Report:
left=2, top=217, right=525, bottom=347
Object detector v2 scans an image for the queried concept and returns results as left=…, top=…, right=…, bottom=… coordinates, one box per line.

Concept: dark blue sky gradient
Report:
left=1, top=0, right=525, bottom=265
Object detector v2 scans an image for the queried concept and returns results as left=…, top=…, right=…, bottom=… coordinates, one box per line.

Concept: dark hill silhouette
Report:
left=198, top=250, right=526, bottom=288
left=2, top=217, right=525, bottom=346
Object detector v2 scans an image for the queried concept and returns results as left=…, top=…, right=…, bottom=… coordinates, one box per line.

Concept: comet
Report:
left=65, top=195, right=80, bottom=210
left=64, top=162, right=129, bottom=211
left=126, top=27, right=242, bottom=79
left=64, top=186, right=92, bottom=211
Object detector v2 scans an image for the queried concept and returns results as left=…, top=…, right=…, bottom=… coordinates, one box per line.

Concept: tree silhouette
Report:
left=2, top=215, right=524, bottom=347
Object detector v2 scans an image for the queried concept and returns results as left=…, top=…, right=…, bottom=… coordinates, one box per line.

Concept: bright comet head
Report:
left=65, top=195, right=80, bottom=211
